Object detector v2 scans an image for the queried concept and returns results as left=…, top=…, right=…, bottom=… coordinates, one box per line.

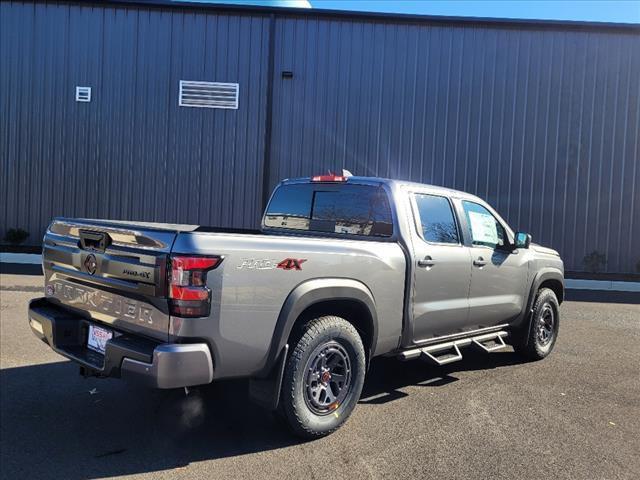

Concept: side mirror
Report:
left=514, top=232, right=531, bottom=249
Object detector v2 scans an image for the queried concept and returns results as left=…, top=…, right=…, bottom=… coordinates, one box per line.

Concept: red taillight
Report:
left=311, top=174, right=346, bottom=182
left=169, top=285, right=210, bottom=301
left=171, top=256, right=221, bottom=271
left=168, top=255, right=222, bottom=318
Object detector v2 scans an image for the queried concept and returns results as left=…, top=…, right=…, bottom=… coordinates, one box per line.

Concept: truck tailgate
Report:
left=42, top=218, right=194, bottom=342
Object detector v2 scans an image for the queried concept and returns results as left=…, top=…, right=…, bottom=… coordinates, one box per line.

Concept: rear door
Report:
left=42, top=219, right=183, bottom=341
left=409, top=192, right=473, bottom=341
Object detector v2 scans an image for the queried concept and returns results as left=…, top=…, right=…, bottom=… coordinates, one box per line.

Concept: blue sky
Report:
left=311, top=1, right=640, bottom=23
left=190, top=0, right=640, bottom=23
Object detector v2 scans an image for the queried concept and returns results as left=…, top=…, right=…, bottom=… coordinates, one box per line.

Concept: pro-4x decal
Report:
left=276, top=258, right=307, bottom=271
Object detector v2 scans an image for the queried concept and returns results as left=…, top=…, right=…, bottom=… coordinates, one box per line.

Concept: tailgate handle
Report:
left=79, top=230, right=111, bottom=252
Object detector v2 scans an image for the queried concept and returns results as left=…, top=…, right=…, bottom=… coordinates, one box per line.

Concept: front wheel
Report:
left=279, top=315, right=366, bottom=438
left=513, top=287, right=560, bottom=360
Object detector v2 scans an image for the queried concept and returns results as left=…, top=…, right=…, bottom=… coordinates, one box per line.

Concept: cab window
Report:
left=413, top=194, right=459, bottom=244
left=462, top=201, right=506, bottom=249
left=264, top=183, right=393, bottom=237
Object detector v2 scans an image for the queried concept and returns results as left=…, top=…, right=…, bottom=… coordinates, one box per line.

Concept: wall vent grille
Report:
left=75, top=86, right=91, bottom=102
left=179, top=81, right=239, bottom=109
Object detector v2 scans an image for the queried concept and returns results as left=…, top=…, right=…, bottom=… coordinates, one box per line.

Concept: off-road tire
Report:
left=513, top=287, right=560, bottom=360
left=279, top=315, right=366, bottom=438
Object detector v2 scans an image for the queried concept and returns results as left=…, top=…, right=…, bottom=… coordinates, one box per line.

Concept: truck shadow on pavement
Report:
left=0, top=350, right=525, bottom=479
left=360, top=349, right=525, bottom=404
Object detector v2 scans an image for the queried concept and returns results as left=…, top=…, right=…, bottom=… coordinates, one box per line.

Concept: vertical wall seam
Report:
left=260, top=13, right=276, bottom=210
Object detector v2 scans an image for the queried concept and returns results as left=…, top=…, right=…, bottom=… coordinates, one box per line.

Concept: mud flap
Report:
left=248, top=344, right=289, bottom=410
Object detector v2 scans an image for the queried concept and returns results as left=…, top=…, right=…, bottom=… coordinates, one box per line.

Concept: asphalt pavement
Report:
left=1, top=273, right=639, bottom=480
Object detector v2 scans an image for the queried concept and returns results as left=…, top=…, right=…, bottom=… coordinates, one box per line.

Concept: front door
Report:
left=410, top=192, right=473, bottom=341
left=460, top=200, right=529, bottom=328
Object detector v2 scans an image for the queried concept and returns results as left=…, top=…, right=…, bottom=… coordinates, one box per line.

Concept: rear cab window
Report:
left=264, top=183, right=393, bottom=237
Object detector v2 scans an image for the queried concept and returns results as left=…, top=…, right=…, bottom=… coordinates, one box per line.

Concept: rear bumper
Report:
left=28, top=297, right=213, bottom=389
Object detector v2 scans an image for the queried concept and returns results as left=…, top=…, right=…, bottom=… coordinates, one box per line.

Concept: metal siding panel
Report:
left=1, top=2, right=269, bottom=244
left=623, top=39, right=640, bottom=273
left=1, top=3, right=638, bottom=274
left=269, top=16, right=640, bottom=274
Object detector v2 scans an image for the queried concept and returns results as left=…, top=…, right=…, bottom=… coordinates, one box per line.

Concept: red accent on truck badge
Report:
left=277, top=258, right=307, bottom=271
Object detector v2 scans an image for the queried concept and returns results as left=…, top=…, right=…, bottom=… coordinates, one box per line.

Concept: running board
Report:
left=398, top=330, right=509, bottom=364
left=471, top=331, right=508, bottom=353
left=420, top=342, right=463, bottom=366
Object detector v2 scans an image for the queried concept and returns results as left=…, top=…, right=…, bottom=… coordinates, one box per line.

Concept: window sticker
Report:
left=467, top=210, right=498, bottom=245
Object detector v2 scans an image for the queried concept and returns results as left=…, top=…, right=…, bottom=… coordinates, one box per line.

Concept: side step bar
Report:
left=471, top=332, right=508, bottom=353
left=398, top=331, right=509, bottom=365
left=420, top=342, right=463, bottom=366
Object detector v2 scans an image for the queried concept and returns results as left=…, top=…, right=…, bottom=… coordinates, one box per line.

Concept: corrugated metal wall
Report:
left=270, top=16, right=640, bottom=274
left=0, top=1, right=270, bottom=233
left=1, top=2, right=639, bottom=274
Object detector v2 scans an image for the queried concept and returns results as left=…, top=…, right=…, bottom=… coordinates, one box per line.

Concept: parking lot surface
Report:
left=1, top=273, right=639, bottom=480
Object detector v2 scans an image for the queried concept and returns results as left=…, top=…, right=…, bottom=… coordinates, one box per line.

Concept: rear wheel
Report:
left=513, top=287, right=560, bottom=360
left=279, top=315, right=366, bottom=438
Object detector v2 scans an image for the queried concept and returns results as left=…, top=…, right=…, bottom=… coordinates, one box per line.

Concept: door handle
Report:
left=473, top=257, right=487, bottom=267
left=418, top=256, right=435, bottom=268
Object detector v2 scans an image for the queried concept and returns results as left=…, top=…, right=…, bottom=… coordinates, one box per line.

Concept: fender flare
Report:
left=517, top=268, right=564, bottom=343
left=530, top=268, right=565, bottom=303
left=258, top=278, right=378, bottom=378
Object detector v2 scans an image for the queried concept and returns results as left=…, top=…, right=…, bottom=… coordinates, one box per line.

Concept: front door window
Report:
left=462, top=201, right=506, bottom=249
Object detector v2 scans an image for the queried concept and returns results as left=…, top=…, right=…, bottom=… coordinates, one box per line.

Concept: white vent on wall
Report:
left=75, top=86, right=91, bottom=102
left=179, top=81, right=239, bottom=109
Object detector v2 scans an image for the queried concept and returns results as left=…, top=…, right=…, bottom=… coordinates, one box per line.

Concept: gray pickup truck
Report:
left=28, top=174, right=564, bottom=437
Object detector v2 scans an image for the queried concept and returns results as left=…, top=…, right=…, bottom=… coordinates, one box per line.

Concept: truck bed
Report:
left=41, top=217, right=407, bottom=379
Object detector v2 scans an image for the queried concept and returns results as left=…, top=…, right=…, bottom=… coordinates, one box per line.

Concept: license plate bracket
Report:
left=87, top=324, right=113, bottom=355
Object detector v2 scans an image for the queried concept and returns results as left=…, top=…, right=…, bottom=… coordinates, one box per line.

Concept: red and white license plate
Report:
left=87, top=324, right=113, bottom=355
